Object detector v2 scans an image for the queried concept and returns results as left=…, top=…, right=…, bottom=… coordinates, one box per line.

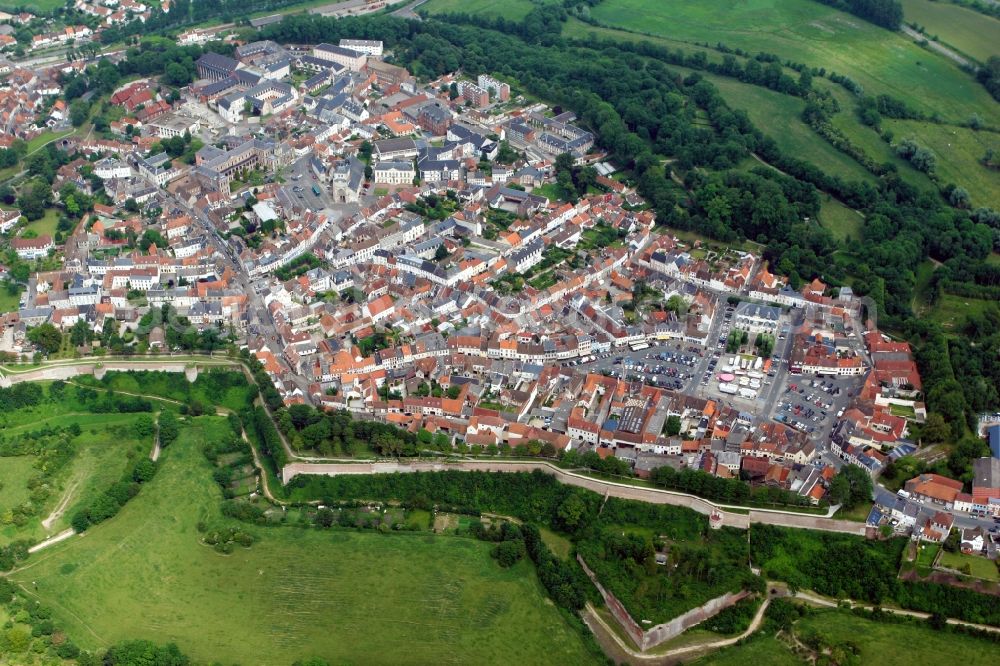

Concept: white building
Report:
left=339, top=39, right=383, bottom=57
left=373, top=161, right=415, bottom=186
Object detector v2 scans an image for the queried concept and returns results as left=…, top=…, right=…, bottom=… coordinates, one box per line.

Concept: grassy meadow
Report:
left=819, top=198, right=863, bottom=242
left=794, top=610, right=999, bottom=665
left=585, top=0, right=1000, bottom=126
left=691, top=71, right=875, bottom=183
left=884, top=119, right=1000, bottom=208
left=421, top=0, right=536, bottom=20
left=901, top=0, right=1000, bottom=62
left=9, top=416, right=596, bottom=665
left=0, top=404, right=150, bottom=546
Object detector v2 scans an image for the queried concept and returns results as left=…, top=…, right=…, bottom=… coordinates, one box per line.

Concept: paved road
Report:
left=281, top=460, right=868, bottom=534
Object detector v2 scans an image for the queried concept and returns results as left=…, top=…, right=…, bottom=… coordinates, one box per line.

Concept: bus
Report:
left=312, top=185, right=321, bottom=197
left=630, top=341, right=650, bottom=351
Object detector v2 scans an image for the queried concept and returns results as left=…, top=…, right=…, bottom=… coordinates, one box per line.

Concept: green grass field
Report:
left=0, top=0, right=63, bottom=12
left=819, top=198, right=863, bottom=242
left=421, top=0, right=536, bottom=20
left=0, top=456, right=37, bottom=516
left=585, top=0, right=1000, bottom=126
left=698, top=633, right=800, bottom=665
left=0, top=404, right=149, bottom=546
left=938, top=550, right=1000, bottom=581
left=0, top=282, right=23, bottom=314
left=902, top=0, right=1000, bottom=62
left=23, top=208, right=60, bottom=239
left=675, top=68, right=876, bottom=184
left=925, top=292, right=994, bottom=331
left=10, top=416, right=597, bottom=664
left=884, top=119, right=1000, bottom=208
left=795, top=610, right=998, bottom=665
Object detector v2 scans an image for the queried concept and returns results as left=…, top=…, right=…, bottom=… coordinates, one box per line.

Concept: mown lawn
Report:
left=901, top=0, right=1000, bottom=62
left=586, top=0, right=1000, bottom=126
left=795, top=609, right=999, bottom=665
left=10, top=417, right=597, bottom=665
left=938, top=550, right=1000, bottom=581
left=22, top=208, right=60, bottom=238
left=0, top=282, right=23, bottom=314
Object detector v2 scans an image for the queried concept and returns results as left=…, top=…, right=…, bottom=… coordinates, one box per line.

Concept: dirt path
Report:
left=41, top=480, right=79, bottom=531
left=151, top=413, right=161, bottom=462
left=27, top=528, right=75, bottom=553
left=902, top=25, right=972, bottom=69
left=790, top=589, right=1000, bottom=633
left=582, top=597, right=771, bottom=664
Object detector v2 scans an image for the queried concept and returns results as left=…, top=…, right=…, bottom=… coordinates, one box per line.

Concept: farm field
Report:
left=9, top=416, right=597, bottom=665
left=794, top=610, right=999, bottom=665
left=883, top=119, right=1000, bottom=209
left=901, top=0, right=1000, bottom=62
left=585, top=0, right=1000, bottom=126
left=420, top=0, right=536, bottom=20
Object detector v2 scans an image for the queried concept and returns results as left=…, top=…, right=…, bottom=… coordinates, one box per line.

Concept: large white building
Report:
left=312, top=43, right=367, bottom=71
left=373, top=161, right=415, bottom=186
left=339, top=39, right=383, bottom=57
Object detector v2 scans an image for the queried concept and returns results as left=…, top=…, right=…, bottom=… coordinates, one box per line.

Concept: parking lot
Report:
left=770, top=374, right=861, bottom=444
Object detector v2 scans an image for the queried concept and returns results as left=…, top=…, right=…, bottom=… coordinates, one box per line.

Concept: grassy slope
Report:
left=10, top=417, right=596, bottom=665
left=694, top=72, right=874, bottom=183
left=819, top=198, right=863, bottom=242
left=938, top=550, right=1000, bottom=581
left=0, top=411, right=147, bottom=546
left=587, top=0, right=1000, bottom=126
left=884, top=119, right=1000, bottom=209
left=795, top=610, right=999, bottom=665
left=421, top=0, right=536, bottom=20
left=698, top=633, right=801, bottom=665
left=901, top=0, right=1000, bottom=62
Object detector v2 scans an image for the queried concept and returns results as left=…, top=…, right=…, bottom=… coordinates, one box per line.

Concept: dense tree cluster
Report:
left=70, top=456, right=159, bottom=532
left=812, top=0, right=903, bottom=29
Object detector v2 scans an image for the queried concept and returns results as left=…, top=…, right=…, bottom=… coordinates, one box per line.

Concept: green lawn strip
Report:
left=10, top=416, right=596, bottom=664
left=794, top=609, right=999, bottom=665
left=901, top=0, right=1000, bottom=62
left=587, top=0, right=1000, bottom=126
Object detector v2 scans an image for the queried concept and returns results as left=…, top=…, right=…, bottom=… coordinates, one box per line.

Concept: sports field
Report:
left=10, top=417, right=596, bottom=665
left=421, top=0, right=536, bottom=20
left=901, top=0, right=1000, bottom=62
left=884, top=119, right=1000, bottom=209
left=794, top=610, right=998, bottom=665
left=585, top=0, right=1000, bottom=126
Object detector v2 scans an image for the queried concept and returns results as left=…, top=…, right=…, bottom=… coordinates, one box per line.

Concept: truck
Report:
left=312, top=184, right=321, bottom=197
